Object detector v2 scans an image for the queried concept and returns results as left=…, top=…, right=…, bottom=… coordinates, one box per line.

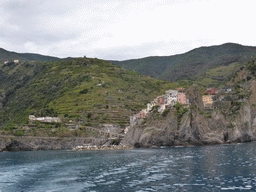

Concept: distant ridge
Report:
left=110, top=43, right=256, bottom=81
left=0, top=48, right=61, bottom=62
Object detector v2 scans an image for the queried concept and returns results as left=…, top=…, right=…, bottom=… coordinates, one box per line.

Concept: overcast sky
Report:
left=0, top=0, right=255, bottom=60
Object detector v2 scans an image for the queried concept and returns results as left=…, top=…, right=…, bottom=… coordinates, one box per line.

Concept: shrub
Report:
left=87, top=113, right=92, bottom=119
left=84, top=123, right=92, bottom=126
left=239, top=93, right=245, bottom=99
left=247, top=76, right=252, bottom=81
left=174, top=102, right=187, bottom=116
left=14, top=131, right=24, bottom=136
left=205, top=115, right=212, bottom=118
left=79, top=88, right=88, bottom=94
left=228, top=123, right=235, bottom=128
left=162, top=109, right=170, bottom=117
left=199, top=111, right=206, bottom=115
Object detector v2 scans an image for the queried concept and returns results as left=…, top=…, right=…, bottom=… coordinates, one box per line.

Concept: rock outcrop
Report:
left=121, top=86, right=256, bottom=148
left=0, top=137, right=97, bottom=152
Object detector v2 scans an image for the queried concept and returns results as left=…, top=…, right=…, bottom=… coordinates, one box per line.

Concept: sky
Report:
left=0, top=0, right=256, bottom=61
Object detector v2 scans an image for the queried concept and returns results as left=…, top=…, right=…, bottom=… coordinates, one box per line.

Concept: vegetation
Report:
left=0, top=57, right=175, bottom=126
left=111, top=43, right=256, bottom=85
left=162, top=108, right=170, bottom=117
left=173, top=102, right=189, bottom=126
left=0, top=48, right=60, bottom=63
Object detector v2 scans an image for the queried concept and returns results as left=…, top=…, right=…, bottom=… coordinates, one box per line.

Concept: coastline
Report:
left=0, top=135, right=253, bottom=152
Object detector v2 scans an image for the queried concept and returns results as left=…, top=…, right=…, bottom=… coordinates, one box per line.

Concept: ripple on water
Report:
left=1, top=142, right=256, bottom=191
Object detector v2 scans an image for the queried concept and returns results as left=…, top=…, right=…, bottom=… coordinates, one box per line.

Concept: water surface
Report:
left=1, top=142, right=256, bottom=191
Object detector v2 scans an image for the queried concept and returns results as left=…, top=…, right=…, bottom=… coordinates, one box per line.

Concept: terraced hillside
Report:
left=0, top=57, right=175, bottom=126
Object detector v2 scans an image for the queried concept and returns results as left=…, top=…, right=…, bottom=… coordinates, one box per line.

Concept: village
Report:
left=129, top=87, right=190, bottom=128
left=27, top=86, right=234, bottom=138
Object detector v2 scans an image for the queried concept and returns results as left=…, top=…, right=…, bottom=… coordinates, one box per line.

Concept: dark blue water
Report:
left=1, top=142, right=256, bottom=192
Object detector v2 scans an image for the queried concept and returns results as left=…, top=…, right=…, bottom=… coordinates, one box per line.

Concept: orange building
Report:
left=202, top=95, right=213, bottom=106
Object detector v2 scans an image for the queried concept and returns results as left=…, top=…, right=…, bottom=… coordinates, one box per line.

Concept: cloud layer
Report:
left=0, top=0, right=255, bottom=60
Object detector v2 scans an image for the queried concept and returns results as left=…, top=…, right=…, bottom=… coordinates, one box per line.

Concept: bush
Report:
left=14, top=131, right=24, bottom=136
left=247, top=76, right=252, bottom=81
left=5, top=123, right=16, bottom=130
left=79, top=88, right=88, bottom=94
left=174, top=102, right=187, bottom=116
left=205, top=115, right=212, bottom=118
left=84, top=123, right=92, bottom=126
left=87, top=113, right=92, bottom=119
left=162, top=109, right=170, bottom=117
left=239, top=93, right=245, bottom=99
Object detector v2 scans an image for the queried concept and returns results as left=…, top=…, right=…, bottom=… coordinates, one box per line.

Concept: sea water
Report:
left=1, top=142, right=256, bottom=192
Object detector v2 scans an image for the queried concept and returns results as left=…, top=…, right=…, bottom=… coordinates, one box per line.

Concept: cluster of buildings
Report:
left=202, top=87, right=233, bottom=107
left=130, top=88, right=190, bottom=127
left=29, top=115, right=61, bottom=123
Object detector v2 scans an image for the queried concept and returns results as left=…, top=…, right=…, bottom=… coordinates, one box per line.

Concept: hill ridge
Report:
left=110, top=43, right=256, bottom=82
left=0, top=47, right=61, bottom=62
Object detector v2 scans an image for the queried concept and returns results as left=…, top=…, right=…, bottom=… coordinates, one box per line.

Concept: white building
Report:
left=29, top=115, right=61, bottom=123
left=165, top=90, right=178, bottom=105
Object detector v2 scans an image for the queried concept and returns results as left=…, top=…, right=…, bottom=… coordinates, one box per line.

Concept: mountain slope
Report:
left=0, top=48, right=61, bottom=62
left=110, top=43, right=256, bottom=82
left=0, top=58, right=175, bottom=125
left=122, top=60, right=256, bottom=147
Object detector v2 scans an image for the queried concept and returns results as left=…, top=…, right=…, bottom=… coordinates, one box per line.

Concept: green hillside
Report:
left=110, top=43, right=256, bottom=84
left=0, top=57, right=175, bottom=126
left=0, top=48, right=61, bottom=62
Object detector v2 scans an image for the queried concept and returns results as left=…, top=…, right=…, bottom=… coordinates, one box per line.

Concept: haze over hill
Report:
left=110, top=43, right=256, bottom=82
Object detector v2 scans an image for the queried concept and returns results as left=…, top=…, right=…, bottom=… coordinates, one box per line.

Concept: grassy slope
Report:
left=0, top=48, right=61, bottom=62
left=0, top=57, right=176, bottom=126
left=110, top=43, right=256, bottom=83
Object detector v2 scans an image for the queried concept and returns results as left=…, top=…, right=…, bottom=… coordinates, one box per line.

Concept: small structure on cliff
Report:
left=202, top=95, right=213, bottom=107
left=29, top=115, right=61, bottom=123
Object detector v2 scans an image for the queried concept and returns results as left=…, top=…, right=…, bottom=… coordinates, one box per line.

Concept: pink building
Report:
left=157, top=96, right=165, bottom=105
left=177, top=93, right=187, bottom=104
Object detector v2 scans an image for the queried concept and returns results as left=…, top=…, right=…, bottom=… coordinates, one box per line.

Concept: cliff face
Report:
left=122, top=85, right=256, bottom=148
left=0, top=137, right=95, bottom=152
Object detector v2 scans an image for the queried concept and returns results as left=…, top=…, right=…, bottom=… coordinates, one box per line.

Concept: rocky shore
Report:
left=72, top=144, right=132, bottom=151
left=121, top=86, right=256, bottom=148
left=0, top=136, right=121, bottom=152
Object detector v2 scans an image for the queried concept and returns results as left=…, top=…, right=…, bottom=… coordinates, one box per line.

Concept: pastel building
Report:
left=204, top=88, right=216, bottom=95
left=164, top=90, right=178, bottom=105
left=157, top=96, right=165, bottom=106
left=177, top=93, right=187, bottom=104
left=202, top=95, right=213, bottom=107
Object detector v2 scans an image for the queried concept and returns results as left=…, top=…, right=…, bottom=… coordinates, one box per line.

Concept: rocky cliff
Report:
left=0, top=136, right=106, bottom=152
left=122, top=83, right=256, bottom=148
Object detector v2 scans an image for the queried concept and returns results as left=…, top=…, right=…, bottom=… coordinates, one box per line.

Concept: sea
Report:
left=1, top=142, right=256, bottom=192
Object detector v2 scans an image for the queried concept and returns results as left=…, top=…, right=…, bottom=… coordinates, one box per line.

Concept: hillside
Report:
left=122, top=59, right=256, bottom=147
left=0, top=48, right=60, bottom=62
left=110, top=43, right=256, bottom=85
left=0, top=57, right=175, bottom=126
